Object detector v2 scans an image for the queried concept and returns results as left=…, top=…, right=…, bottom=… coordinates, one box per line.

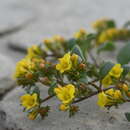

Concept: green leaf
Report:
left=80, top=33, right=96, bottom=56
left=85, top=33, right=96, bottom=50
left=99, top=62, right=114, bottom=79
left=125, top=112, right=130, bottom=121
left=71, top=45, right=85, bottom=61
left=48, top=81, right=57, bottom=96
left=117, top=42, right=130, bottom=65
left=97, top=42, right=116, bottom=54
left=33, top=87, right=40, bottom=95
left=122, top=65, right=130, bottom=77
left=106, top=20, right=116, bottom=28
left=123, top=21, right=130, bottom=28
left=67, top=38, right=77, bottom=50
left=79, top=72, right=88, bottom=84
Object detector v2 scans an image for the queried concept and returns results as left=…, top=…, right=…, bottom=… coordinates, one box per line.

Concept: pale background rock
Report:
left=0, top=0, right=35, bottom=32
left=0, top=0, right=130, bottom=130
left=0, top=53, right=15, bottom=98
left=7, top=0, right=130, bottom=51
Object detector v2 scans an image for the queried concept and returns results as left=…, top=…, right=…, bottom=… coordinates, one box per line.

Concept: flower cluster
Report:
left=14, top=18, right=130, bottom=121
left=92, top=18, right=116, bottom=31
left=97, top=89, right=123, bottom=107
left=56, top=52, right=78, bottom=73
left=102, top=64, right=123, bottom=87
left=97, top=28, right=130, bottom=45
left=74, top=29, right=87, bottom=39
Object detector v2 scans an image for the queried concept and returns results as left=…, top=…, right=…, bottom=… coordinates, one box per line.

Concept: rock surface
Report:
left=0, top=86, right=130, bottom=130
left=0, top=0, right=35, bottom=34
left=8, top=0, right=130, bottom=51
left=0, top=0, right=130, bottom=130
left=0, top=53, right=15, bottom=98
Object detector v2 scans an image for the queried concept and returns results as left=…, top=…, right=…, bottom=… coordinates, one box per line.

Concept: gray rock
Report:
left=0, top=0, right=35, bottom=37
left=0, top=86, right=130, bottom=130
left=0, top=53, right=15, bottom=98
left=7, top=0, right=130, bottom=51
left=0, top=109, right=23, bottom=130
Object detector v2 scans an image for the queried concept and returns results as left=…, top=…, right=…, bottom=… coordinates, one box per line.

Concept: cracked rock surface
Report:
left=0, top=54, right=15, bottom=99
left=7, top=0, right=130, bottom=51
left=0, top=0, right=130, bottom=130
left=0, top=87, right=130, bottom=130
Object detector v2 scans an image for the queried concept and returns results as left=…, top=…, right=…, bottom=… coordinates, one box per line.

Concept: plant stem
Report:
left=40, top=95, right=54, bottom=103
left=73, top=86, right=114, bottom=104
left=88, top=82, right=99, bottom=90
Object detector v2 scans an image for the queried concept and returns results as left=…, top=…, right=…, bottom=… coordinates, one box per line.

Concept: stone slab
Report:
left=0, top=86, right=130, bottom=130
left=0, top=53, right=15, bottom=98
left=8, top=0, right=130, bottom=51
left=0, top=0, right=35, bottom=32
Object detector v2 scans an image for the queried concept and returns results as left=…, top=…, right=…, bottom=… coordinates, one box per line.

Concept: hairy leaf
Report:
left=99, top=62, right=114, bottom=79
left=122, top=65, right=130, bottom=77
left=67, top=38, right=77, bottom=50
left=117, top=43, right=130, bottom=65
left=48, top=81, right=57, bottom=96
left=71, top=45, right=85, bottom=61
left=97, top=42, right=115, bottom=54
left=125, top=112, right=130, bottom=122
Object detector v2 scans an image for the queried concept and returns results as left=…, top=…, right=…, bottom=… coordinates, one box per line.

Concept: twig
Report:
left=73, top=86, right=114, bottom=104
left=88, top=82, right=99, bottom=90
left=40, top=95, right=54, bottom=103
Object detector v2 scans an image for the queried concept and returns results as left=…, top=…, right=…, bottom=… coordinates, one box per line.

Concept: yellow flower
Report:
left=97, top=89, right=123, bottom=108
left=92, top=18, right=108, bottom=30
left=27, top=45, right=43, bottom=58
left=56, top=52, right=72, bottom=73
left=54, top=84, right=75, bottom=104
left=97, top=28, right=118, bottom=45
left=14, top=57, right=34, bottom=78
left=97, top=92, right=108, bottom=107
left=109, top=64, right=123, bottom=78
left=59, top=104, right=69, bottom=111
left=20, top=93, right=39, bottom=110
left=71, top=54, right=78, bottom=67
left=105, top=89, right=122, bottom=99
left=114, top=90, right=122, bottom=99
left=52, top=35, right=65, bottom=43
left=74, top=29, right=87, bottom=39
left=43, top=38, right=53, bottom=44
left=97, top=32, right=108, bottom=44
left=122, top=84, right=129, bottom=92
left=106, top=28, right=118, bottom=39
left=102, top=75, right=113, bottom=87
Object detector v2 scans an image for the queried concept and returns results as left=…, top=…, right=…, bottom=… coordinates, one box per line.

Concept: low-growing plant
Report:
left=14, top=18, right=130, bottom=121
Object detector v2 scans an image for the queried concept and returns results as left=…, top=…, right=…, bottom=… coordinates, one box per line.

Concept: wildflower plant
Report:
left=14, top=18, right=130, bottom=121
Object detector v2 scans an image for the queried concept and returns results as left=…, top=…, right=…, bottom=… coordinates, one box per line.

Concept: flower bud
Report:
left=39, top=77, right=50, bottom=85
left=79, top=63, right=86, bottom=69
left=122, top=84, right=129, bottom=92
left=43, top=39, right=52, bottom=44
left=70, top=105, right=79, bottom=113
left=59, top=104, right=69, bottom=111
left=40, top=63, right=45, bottom=69
left=38, top=106, right=50, bottom=119
left=127, top=92, right=130, bottom=97
left=71, top=54, right=78, bottom=66
left=25, top=73, right=33, bottom=79
left=53, top=35, right=65, bottom=43
left=28, top=111, right=38, bottom=120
